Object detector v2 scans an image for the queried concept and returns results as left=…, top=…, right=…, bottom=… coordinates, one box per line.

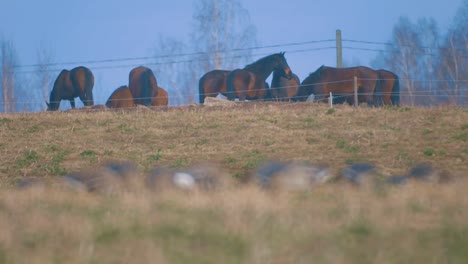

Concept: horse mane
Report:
left=244, top=52, right=284, bottom=71
left=304, top=65, right=326, bottom=80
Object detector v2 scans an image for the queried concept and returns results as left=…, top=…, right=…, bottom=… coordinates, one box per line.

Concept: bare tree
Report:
left=153, top=0, right=258, bottom=105
left=152, top=36, right=194, bottom=105
left=190, top=0, right=258, bottom=72
left=1, top=39, right=17, bottom=113
left=438, top=0, right=468, bottom=105
left=384, top=17, right=424, bottom=106
left=36, top=44, right=55, bottom=110
left=415, top=18, right=440, bottom=105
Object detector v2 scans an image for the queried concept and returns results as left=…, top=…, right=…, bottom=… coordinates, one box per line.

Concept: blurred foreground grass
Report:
left=1, top=179, right=468, bottom=264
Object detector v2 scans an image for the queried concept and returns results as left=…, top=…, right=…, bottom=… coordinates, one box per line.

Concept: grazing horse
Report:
left=270, top=68, right=300, bottom=101
left=226, top=52, right=292, bottom=101
left=152, top=86, right=169, bottom=107
left=106, top=86, right=136, bottom=108
left=297, top=65, right=381, bottom=106
left=376, top=69, right=400, bottom=106
left=198, top=70, right=230, bottom=104
left=129, top=66, right=158, bottom=106
left=46, top=66, right=94, bottom=111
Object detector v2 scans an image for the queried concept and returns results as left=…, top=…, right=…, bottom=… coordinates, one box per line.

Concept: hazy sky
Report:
left=0, top=0, right=463, bottom=108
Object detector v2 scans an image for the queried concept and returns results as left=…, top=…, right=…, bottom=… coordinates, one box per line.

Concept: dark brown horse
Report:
left=106, top=85, right=136, bottom=108
left=129, top=66, right=158, bottom=106
left=270, top=69, right=300, bottom=101
left=376, top=69, right=400, bottom=106
left=152, top=86, right=169, bottom=107
left=198, top=70, right=230, bottom=104
left=46, top=66, right=94, bottom=111
left=226, top=52, right=292, bottom=101
left=297, top=65, right=381, bottom=106
left=106, top=85, right=168, bottom=109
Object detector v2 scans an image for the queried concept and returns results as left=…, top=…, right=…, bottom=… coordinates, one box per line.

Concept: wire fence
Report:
left=6, top=36, right=468, bottom=74
left=1, top=78, right=467, bottom=112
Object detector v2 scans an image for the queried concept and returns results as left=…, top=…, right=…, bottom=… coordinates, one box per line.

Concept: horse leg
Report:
left=86, top=88, right=94, bottom=106
left=80, top=95, right=89, bottom=106
left=238, top=89, right=247, bottom=101
left=373, top=79, right=383, bottom=107
left=70, top=99, right=76, bottom=109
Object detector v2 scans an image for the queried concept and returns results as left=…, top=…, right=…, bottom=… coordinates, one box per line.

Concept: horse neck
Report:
left=49, top=87, right=60, bottom=102
left=48, top=89, right=60, bottom=110
left=271, top=70, right=282, bottom=86
left=244, top=58, right=279, bottom=81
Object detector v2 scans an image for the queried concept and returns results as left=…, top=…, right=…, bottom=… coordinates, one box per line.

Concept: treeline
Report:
left=1, top=0, right=467, bottom=112
left=372, top=0, right=467, bottom=106
left=0, top=0, right=257, bottom=112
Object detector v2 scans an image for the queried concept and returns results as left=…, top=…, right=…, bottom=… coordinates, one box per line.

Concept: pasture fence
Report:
left=1, top=78, right=467, bottom=113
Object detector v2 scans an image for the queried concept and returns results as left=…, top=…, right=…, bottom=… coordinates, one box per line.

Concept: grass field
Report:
left=0, top=102, right=467, bottom=263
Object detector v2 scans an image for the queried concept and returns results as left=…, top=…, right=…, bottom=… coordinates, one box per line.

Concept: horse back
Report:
left=129, top=66, right=157, bottom=106
left=226, top=69, right=256, bottom=100
left=151, top=86, right=169, bottom=107
left=199, top=70, right=230, bottom=103
left=52, top=70, right=74, bottom=99
left=106, top=85, right=135, bottom=108
left=271, top=71, right=300, bottom=101
left=70, top=66, right=94, bottom=100
left=320, top=67, right=357, bottom=95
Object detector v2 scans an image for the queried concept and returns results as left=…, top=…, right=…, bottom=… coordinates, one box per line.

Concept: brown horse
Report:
left=297, top=65, right=381, bottom=106
left=106, top=86, right=136, bottom=108
left=129, top=66, right=158, bottom=106
left=376, top=69, right=400, bottom=106
left=106, top=85, right=168, bottom=109
left=152, top=86, right=169, bottom=107
left=198, top=70, right=230, bottom=104
left=270, top=68, right=300, bottom=101
left=226, top=52, right=292, bottom=101
left=46, top=66, right=94, bottom=111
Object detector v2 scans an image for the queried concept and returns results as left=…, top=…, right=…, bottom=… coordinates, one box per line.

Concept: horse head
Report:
left=276, top=52, right=292, bottom=80
left=45, top=100, right=59, bottom=111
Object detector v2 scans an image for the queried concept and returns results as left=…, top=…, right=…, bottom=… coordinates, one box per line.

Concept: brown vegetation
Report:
left=0, top=102, right=467, bottom=263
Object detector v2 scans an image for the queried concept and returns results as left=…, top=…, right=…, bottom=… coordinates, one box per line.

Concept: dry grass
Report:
left=0, top=102, right=467, bottom=263
left=1, top=102, right=466, bottom=184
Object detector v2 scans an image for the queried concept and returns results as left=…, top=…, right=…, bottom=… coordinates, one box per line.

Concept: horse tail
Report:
left=198, top=75, right=206, bottom=104
left=70, top=67, right=94, bottom=106
left=84, top=69, right=94, bottom=106
left=373, top=77, right=383, bottom=107
left=226, top=71, right=236, bottom=101
left=142, top=69, right=155, bottom=106
left=391, top=74, right=400, bottom=106
left=264, top=82, right=272, bottom=101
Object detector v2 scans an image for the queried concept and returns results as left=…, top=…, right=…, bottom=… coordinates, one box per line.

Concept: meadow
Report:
left=0, top=102, right=467, bottom=263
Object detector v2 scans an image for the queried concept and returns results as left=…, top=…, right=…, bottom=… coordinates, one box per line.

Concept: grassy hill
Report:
left=0, top=102, right=467, bottom=263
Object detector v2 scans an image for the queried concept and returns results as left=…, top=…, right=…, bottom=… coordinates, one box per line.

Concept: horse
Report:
left=46, top=66, right=94, bottom=111
left=198, top=70, right=231, bottom=104
left=106, top=85, right=136, bottom=108
left=376, top=69, right=400, bottom=106
left=270, top=68, right=300, bottom=101
left=226, top=52, right=292, bottom=101
left=297, top=65, right=381, bottom=106
left=152, top=86, right=169, bottom=107
left=128, top=66, right=158, bottom=106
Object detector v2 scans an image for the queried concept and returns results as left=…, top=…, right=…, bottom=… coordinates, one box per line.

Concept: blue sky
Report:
left=0, top=0, right=463, bottom=108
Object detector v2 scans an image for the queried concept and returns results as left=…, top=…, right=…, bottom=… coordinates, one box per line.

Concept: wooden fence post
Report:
left=336, top=29, right=343, bottom=68
left=354, top=76, right=358, bottom=109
